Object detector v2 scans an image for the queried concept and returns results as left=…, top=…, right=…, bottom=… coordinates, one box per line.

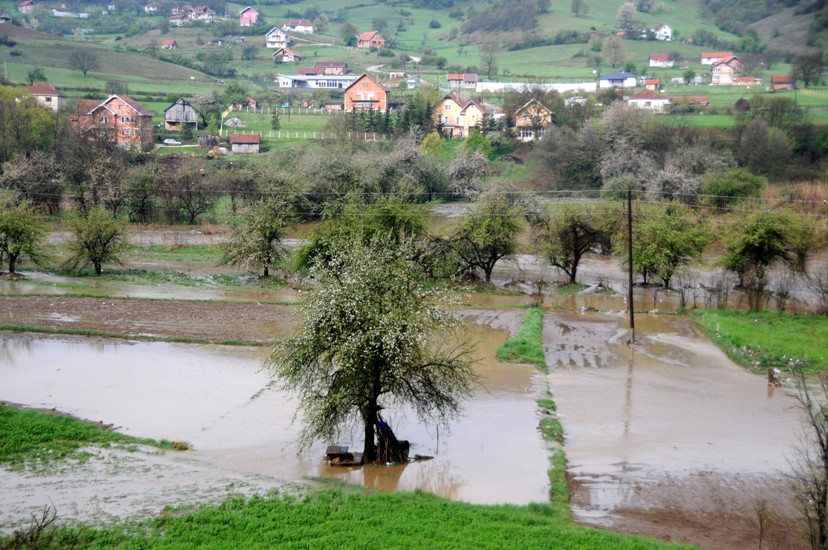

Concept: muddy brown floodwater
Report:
left=545, top=311, right=806, bottom=549
left=0, top=312, right=552, bottom=533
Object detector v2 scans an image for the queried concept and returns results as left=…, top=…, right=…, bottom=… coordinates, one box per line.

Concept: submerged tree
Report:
left=530, top=202, right=616, bottom=285
left=64, top=206, right=129, bottom=275
left=719, top=209, right=816, bottom=311
left=617, top=202, right=712, bottom=288
left=221, top=198, right=295, bottom=277
left=0, top=194, right=47, bottom=274
left=452, top=190, right=522, bottom=283
left=268, top=235, right=476, bottom=464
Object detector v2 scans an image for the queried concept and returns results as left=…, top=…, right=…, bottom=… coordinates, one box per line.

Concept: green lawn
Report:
left=693, top=310, right=828, bottom=375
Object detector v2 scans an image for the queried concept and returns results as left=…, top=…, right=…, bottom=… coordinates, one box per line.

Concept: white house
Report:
left=649, top=54, right=674, bottom=68
left=265, top=27, right=290, bottom=49
left=654, top=23, right=672, bottom=41
left=626, top=90, right=671, bottom=111
left=282, top=19, right=313, bottom=34
left=276, top=74, right=358, bottom=89
left=598, top=71, right=637, bottom=89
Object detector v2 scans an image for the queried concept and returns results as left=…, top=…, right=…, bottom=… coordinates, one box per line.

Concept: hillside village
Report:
left=3, top=0, right=828, bottom=548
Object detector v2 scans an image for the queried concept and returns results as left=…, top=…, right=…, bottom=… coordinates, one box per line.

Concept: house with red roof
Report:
left=356, top=31, right=384, bottom=49
left=648, top=54, right=673, bottom=68
left=70, top=95, right=153, bottom=149
left=272, top=47, right=301, bottom=63
left=344, top=73, right=389, bottom=112
left=229, top=133, right=260, bottom=153
left=711, top=56, right=744, bottom=85
left=28, top=83, right=65, bottom=112
left=770, top=74, right=794, bottom=92
left=17, top=0, right=34, bottom=13
left=282, top=19, right=313, bottom=33
left=447, top=73, right=477, bottom=89
left=312, top=61, right=350, bottom=75
left=700, top=51, right=734, bottom=65
left=434, top=93, right=490, bottom=138
left=514, top=98, right=553, bottom=142
left=626, top=90, right=671, bottom=111
left=733, top=75, right=762, bottom=87
left=161, top=39, right=177, bottom=50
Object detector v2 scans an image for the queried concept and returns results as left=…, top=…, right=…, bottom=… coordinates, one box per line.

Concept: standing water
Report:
left=0, top=321, right=550, bottom=531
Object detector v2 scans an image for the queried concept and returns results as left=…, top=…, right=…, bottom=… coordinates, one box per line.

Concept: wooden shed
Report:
left=229, top=133, right=260, bottom=154
left=164, top=98, right=198, bottom=131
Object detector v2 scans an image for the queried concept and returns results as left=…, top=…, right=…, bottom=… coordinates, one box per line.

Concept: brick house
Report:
left=356, top=30, right=384, bottom=49
left=229, top=133, right=260, bottom=153
left=239, top=6, right=258, bottom=27
left=71, top=95, right=153, bottom=150
left=28, top=83, right=65, bottom=112
left=514, top=98, right=553, bottom=142
left=343, top=73, right=389, bottom=112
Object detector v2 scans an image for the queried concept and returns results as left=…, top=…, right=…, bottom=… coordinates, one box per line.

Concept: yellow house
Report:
left=434, top=93, right=489, bottom=138
left=514, top=98, right=553, bottom=142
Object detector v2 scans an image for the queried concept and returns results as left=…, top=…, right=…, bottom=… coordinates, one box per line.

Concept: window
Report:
left=121, top=129, right=134, bottom=137
left=45, top=97, right=52, bottom=103
left=444, top=104, right=451, bottom=111
left=99, top=116, right=108, bottom=124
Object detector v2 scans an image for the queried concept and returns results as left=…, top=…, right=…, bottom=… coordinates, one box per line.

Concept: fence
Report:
left=218, top=130, right=389, bottom=140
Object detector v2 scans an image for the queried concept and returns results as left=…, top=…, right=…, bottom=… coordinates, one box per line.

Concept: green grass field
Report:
left=0, top=403, right=175, bottom=466
left=47, top=488, right=691, bottom=549
left=693, top=310, right=828, bottom=375
left=496, top=307, right=547, bottom=371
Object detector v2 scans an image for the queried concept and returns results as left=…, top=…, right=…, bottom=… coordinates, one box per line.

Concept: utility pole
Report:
left=627, top=186, right=635, bottom=344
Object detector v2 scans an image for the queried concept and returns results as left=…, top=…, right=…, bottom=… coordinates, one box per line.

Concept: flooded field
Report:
left=0, top=318, right=551, bottom=532
left=545, top=312, right=806, bottom=549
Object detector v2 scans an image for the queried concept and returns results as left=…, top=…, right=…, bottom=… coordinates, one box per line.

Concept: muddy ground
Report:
left=0, top=292, right=810, bottom=549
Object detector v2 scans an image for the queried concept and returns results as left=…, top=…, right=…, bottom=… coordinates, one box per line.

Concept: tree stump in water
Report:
left=375, top=417, right=410, bottom=464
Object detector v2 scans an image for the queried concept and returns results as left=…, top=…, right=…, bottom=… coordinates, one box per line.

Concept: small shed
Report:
left=229, top=133, right=260, bottom=154
left=164, top=98, right=198, bottom=131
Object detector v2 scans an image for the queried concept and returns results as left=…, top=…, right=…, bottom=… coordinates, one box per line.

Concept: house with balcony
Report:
left=343, top=73, right=389, bottom=111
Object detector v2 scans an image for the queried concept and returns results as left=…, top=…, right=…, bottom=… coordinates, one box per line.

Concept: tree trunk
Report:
left=94, top=261, right=102, bottom=275
left=362, top=406, right=377, bottom=463
left=263, top=265, right=269, bottom=277
left=375, top=416, right=409, bottom=464
left=8, top=254, right=17, bottom=274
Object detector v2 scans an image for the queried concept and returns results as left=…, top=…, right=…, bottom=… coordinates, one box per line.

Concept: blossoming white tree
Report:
left=268, top=235, right=476, bottom=464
